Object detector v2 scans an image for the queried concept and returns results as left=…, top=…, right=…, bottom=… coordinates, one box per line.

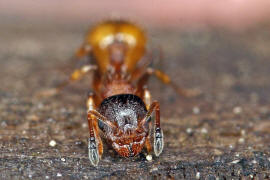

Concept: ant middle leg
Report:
left=143, top=87, right=151, bottom=110
left=142, top=87, right=153, bottom=156
left=57, top=64, right=97, bottom=92
left=38, top=65, right=97, bottom=97
left=137, top=67, right=201, bottom=98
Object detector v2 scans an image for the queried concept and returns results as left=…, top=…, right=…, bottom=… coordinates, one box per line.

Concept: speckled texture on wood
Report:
left=1, top=21, right=270, bottom=179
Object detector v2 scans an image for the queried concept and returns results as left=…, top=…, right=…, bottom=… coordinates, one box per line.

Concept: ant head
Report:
left=98, top=94, right=149, bottom=157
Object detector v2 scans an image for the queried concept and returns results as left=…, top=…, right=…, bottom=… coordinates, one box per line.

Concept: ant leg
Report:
left=142, top=87, right=153, bottom=156
left=143, top=87, right=151, bottom=110
left=87, top=93, right=103, bottom=166
left=57, top=65, right=97, bottom=92
left=87, top=93, right=118, bottom=166
left=145, top=135, right=153, bottom=157
left=76, top=43, right=92, bottom=58
left=140, top=101, right=164, bottom=157
left=39, top=65, right=97, bottom=97
left=144, top=68, right=201, bottom=97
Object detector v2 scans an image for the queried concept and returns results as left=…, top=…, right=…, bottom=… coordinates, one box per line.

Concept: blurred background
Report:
left=1, top=0, right=270, bottom=29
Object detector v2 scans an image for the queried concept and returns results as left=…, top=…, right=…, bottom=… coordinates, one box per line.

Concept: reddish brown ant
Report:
left=53, top=20, right=200, bottom=166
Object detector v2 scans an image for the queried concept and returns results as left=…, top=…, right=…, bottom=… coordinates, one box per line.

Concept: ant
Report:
left=52, top=20, right=200, bottom=166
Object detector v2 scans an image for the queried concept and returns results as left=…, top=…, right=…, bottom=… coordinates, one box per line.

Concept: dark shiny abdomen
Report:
left=98, top=94, right=147, bottom=132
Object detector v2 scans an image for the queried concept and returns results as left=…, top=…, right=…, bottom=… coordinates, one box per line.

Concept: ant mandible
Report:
left=55, top=20, right=199, bottom=166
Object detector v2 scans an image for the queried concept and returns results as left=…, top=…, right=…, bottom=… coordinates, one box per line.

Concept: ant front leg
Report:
left=140, top=100, right=164, bottom=157
left=87, top=93, right=117, bottom=166
left=87, top=93, right=103, bottom=166
left=150, top=101, right=164, bottom=157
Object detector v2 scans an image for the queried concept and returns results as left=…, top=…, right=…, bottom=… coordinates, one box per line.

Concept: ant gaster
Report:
left=56, top=20, right=199, bottom=166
